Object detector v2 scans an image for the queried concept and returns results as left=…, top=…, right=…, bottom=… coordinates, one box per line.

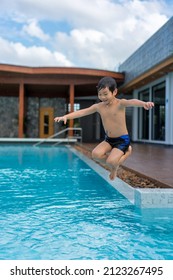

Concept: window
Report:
left=138, top=89, right=150, bottom=140
left=68, top=103, right=80, bottom=112
left=44, top=115, right=49, bottom=135
left=137, top=82, right=165, bottom=142
left=152, top=82, right=165, bottom=141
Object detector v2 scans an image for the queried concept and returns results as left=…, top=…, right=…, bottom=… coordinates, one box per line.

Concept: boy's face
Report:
left=98, top=87, right=117, bottom=105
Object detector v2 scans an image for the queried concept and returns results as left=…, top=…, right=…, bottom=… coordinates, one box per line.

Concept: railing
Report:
left=33, top=127, right=82, bottom=147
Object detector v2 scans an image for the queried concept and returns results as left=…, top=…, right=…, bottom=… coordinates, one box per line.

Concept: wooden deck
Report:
left=76, top=142, right=173, bottom=188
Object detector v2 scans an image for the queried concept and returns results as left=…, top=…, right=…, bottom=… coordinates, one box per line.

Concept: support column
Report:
left=18, top=82, right=25, bottom=138
left=69, top=83, right=74, bottom=137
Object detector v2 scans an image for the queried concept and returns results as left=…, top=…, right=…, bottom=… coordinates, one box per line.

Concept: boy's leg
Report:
left=106, top=146, right=132, bottom=180
left=92, top=141, right=112, bottom=165
left=118, top=145, right=132, bottom=165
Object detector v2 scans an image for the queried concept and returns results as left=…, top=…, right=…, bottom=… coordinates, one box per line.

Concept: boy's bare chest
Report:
left=99, top=105, right=121, bottom=118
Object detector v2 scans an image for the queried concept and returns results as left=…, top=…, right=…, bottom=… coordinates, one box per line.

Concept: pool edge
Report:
left=69, top=146, right=173, bottom=209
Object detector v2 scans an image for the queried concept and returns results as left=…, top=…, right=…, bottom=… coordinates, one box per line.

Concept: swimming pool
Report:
left=0, top=145, right=173, bottom=260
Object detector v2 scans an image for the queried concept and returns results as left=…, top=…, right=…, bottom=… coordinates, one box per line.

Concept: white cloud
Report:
left=22, top=19, right=50, bottom=41
left=0, top=37, right=74, bottom=67
left=71, top=29, right=105, bottom=45
left=52, top=0, right=169, bottom=69
left=0, top=0, right=172, bottom=69
left=54, top=29, right=110, bottom=68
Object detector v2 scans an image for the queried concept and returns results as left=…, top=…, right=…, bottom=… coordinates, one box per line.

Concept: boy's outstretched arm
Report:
left=120, top=99, right=154, bottom=110
left=54, top=104, right=98, bottom=124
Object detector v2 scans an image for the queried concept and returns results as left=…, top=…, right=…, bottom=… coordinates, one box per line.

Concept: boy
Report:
left=54, top=77, right=154, bottom=180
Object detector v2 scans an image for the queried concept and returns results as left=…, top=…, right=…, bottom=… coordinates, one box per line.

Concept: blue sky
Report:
left=0, top=0, right=172, bottom=70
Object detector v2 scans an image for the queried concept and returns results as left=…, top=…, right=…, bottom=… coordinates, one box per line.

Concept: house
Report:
left=0, top=65, right=124, bottom=142
left=119, top=16, right=173, bottom=145
left=0, top=16, right=173, bottom=145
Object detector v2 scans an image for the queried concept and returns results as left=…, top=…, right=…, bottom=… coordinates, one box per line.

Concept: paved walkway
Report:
left=79, top=142, right=173, bottom=188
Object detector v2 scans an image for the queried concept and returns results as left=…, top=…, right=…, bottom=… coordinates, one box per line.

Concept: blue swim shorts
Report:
left=105, top=134, right=130, bottom=153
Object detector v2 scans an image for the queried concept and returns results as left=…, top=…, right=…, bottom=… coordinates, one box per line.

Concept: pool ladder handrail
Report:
left=33, top=127, right=82, bottom=147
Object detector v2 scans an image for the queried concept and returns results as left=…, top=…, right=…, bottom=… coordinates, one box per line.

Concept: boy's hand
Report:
left=144, top=102, right=154, bottom=110
left=54, top=116, right=67, bottom=124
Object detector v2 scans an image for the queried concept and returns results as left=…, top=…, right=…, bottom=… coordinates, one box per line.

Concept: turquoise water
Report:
left=0, top=145, right=173, bottom=260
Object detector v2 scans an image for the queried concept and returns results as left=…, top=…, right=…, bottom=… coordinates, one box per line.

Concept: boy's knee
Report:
left=92, top=149, right=102, bottom=160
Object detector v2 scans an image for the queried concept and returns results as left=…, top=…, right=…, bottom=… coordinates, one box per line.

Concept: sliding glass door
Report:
left=152, top=82, right=165, bottom=141
left=138, top=82, right=165, bottom=142
left=138, top=89, right=150, bottom=140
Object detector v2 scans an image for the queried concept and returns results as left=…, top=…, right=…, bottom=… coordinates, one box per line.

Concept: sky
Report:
left=0, top=0, right=172, bottom=71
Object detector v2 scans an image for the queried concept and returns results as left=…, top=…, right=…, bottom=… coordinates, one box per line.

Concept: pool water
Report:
left=0, top=145, right=173, bottom=260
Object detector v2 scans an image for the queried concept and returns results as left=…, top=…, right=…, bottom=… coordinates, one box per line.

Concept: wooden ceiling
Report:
left=0, top=64, right=124, bottom=98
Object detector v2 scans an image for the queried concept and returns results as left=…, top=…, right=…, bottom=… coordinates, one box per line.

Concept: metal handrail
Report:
left=33, top=127, right=82, bottom=147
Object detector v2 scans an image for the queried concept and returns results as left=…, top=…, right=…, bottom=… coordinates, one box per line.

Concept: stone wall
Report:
left=25, top=97, right=39, bottom=138
left=0, top=96, right=66, bottom=138
left=0, top=96, right=18, bottom=137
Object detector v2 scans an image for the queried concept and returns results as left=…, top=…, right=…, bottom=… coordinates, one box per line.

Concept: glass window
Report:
left=68, top=103, right=80, bottom=112
left=152, top=82, right=165, bottom=141
left=44, top=115, right=49, bottom=135
left=138, top=89, right=150, bottom=140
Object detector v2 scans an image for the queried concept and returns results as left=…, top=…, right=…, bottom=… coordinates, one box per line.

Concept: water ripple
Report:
left=0, top=146, right=173, bottom=259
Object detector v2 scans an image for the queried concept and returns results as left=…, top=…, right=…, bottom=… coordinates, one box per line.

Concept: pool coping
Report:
left=0, top=137, right=77, bottom=144
left=70, top=146, right=173, bottom=209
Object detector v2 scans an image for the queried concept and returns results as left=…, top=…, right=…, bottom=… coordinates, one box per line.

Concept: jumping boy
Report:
left=54, top=77, right=154, bottom=180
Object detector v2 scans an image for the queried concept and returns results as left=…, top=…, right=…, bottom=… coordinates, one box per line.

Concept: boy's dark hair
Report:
left=96, top=76, right=117, bottom=93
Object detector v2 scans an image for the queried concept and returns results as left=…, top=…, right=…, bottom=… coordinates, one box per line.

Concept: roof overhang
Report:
left=119, top=55, right=173, bottom=94
left=0, top=64, right=124, bottom=85
left=0, top=64, right=125, bottom=98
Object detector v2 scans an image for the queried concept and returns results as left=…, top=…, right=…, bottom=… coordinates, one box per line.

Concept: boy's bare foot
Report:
left=109, top=165, right=119, bottom=180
